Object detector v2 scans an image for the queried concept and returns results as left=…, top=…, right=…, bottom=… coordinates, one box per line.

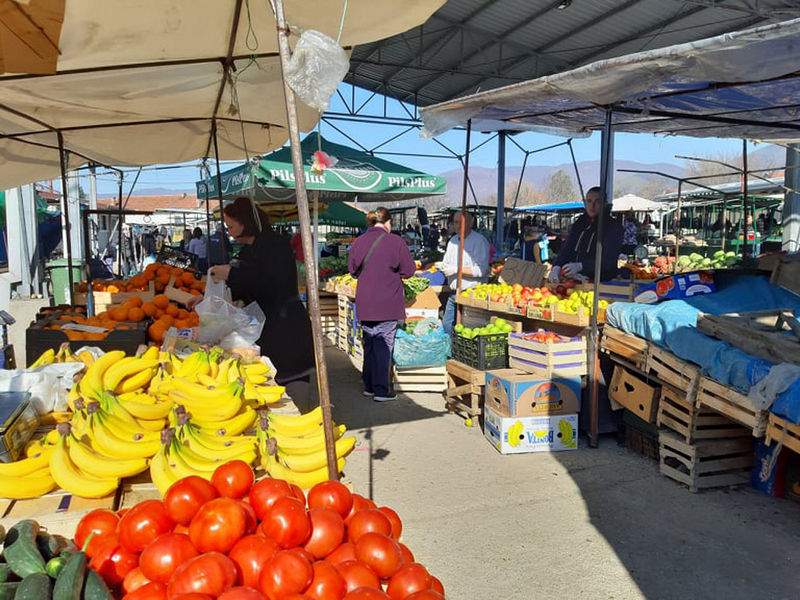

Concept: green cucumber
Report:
left=2, top=521, right=45, bottom=578
left=45, top=556, right=66, bottom=579
left=0, top=565, right=13, bottom=584
left=36, top=533, right=60, bottom=562
left=51, top=551, right=85, bottom=600
left=15, top=572, right=50, bottom=600
left=0, top=525, right=6, bottom=545
left=81, top=569, right=113, bottom=600
left=0, top=582, right=19, bottom=600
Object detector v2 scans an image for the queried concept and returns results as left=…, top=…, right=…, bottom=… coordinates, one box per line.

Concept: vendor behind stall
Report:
left=548, top=186, right=623, bottom=283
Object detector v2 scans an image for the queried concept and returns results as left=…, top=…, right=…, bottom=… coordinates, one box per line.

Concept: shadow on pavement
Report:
left=553, top=433, right=800, bottom=600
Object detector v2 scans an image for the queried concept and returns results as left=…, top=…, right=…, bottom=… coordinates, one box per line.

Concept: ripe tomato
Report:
left=344, top=495, right=373, bottom=525
left=217, top=587, right=267, bottom=600
left=229, top=535, right=280, bottom=588
left=258, top=550, right=313, bottom=599
left=325, top=543, right=356, bottom=566
left=308, top=481, right=353, bottom=519
left=336, top=561, right=380, bottom=592
left=211, top=460, right=255, bottom=499
left=121, top=581, right=167, bottom=600
left=346, top=510, right=391, bottom=544
left=173, top=523, right=190, bottom=535
left=343, top=588, right=390, bottom=599
left=353, top=533, right=402, bottom=580
left=290, top=484, right=306, bottom=505
left=163, top=476, right=218, bottom=525
left=404, top=592, right=443, bottom=600
left=430, top=577, right=444, bottom=595
left=118, top=500, right=175, bottom=553
left=249, top=478, right=294, bottom=521
left=139, top=533, right=199, bottom=584
left=305, top=561, right=346, bottom=600
left=89, top=534, right=140, bottom=587
left=167, top=552, right=237, bottom=598
left=122, top=567, right=153, bottom=595
left=75, top=508, right=120, bottom=558
left=237, top=500, right=259, bottom=534
left=260, top=496, right=311, bottom=549
left=290, top=547, right=316, bottom=564
left=398, top=544, right=414, bottom=564
left=305, top=508, right=345, bottom=559
left=189, top=497, right=247, bottom=554
left=377, top=508, right=402, bottom=540
left=169, top=595, right=214, bottom=600
left=386, top=564, right=432, bottom=600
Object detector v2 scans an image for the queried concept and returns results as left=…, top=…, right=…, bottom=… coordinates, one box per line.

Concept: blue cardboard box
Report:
left=751, top=438, right=786, bottom=497
left=485, top=369, right=580, bottom=417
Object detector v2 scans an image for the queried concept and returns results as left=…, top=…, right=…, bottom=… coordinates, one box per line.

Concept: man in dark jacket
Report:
left=348, top=207, right=416, bottom=402
left=549, top=186, right=624, bottom=282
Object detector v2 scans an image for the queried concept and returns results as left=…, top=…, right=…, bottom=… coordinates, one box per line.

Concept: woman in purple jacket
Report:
left=348, top=207, right=416, bottom=401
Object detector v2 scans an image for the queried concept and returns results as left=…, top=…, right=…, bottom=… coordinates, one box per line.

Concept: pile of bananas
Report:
left=257, top=406, right=356, bottom=489
left=29, top=343, right=96, bottom=369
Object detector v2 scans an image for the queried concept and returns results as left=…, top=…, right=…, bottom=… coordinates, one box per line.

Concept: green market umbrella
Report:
left=261, top=201, right=367, bottom=228
left=197, top=132, right=446, bottom=204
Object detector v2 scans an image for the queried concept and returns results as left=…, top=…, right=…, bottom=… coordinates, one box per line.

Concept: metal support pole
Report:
left=274, top=0, right=338, bottom=479
left=589, top=109, right=614, bottom=449
left=784, top=144, right=800, bottom=252
left=495, top=131, right=506, bottom=251
left=212, top=119, right=228, bottom=249
left=118, top=175, right=124, bottom=276
left=456, top=120, right=472, bottom=325
left=742, top=139, right=749, bottom=257
left=56, top=132, right=75, bottom=304
left=675, top=181, right=682, bottom=273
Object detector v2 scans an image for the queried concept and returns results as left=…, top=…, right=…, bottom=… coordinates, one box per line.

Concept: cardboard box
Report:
left=751, top=439, right=786, bottom=498
left=609, top=366, right=660, bottom=422
left=484, top=406, right=578, bottom=454
left=634, top=272, right=716, bottom=304
left=485, top=369, right=580, bottom=417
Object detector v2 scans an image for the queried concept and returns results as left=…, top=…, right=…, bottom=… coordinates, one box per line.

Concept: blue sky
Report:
left=89, top=83, right=763, bottom=197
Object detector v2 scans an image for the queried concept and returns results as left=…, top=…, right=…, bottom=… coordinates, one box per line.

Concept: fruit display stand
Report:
left=444, top=359, right=486, bottom=425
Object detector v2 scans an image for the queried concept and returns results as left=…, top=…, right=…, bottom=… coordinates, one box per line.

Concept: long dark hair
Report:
left=223, top=197, right=272, bottom=236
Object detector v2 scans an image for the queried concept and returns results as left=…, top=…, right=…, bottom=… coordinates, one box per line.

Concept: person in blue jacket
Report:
left=548, top=186, right=623, bottom=283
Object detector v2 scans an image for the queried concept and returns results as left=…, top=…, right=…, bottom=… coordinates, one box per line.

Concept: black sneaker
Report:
left=374, top=394, right=397, bottom=402
left=363, top=391, right=375, bottom=397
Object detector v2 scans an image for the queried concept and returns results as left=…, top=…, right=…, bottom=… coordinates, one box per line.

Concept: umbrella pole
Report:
left=274, top=0, right=338, bottom=479
left=212, top=118, right=227, bottom=247
left=456, top=120, right=472, bottom=324
left=57, top=132, right=75, bottom=304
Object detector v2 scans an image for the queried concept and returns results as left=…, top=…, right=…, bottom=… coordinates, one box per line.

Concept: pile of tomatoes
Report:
left=74, top=460, right=446, bottom=600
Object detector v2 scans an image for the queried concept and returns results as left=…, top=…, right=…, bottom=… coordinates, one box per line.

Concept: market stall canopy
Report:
left=611, top=195, right=660, bottom=213
left=419, top=18, right=800, bottom=142
left=196, top=132, right=447, bottom=203
left=263, top=200, right=367, bottom=228
left=0, top=0, right=446, bottom=190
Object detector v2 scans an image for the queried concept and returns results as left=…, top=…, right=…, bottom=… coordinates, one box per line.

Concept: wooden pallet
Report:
left=696, top=376, right=768, bottom=437
left=647, top=345, right=700, bottom=395
left=444, top=359, right=485, bottom=425
left=765, top=413, right=800, bottom=456
left=659, top=430, right=754, bottom=493
left=392, top=365, right=448, bottom=393
left=507, top=333, right=587, bottom=378
left=600, top=326, right=649, bottom=370
left=0, top=490, right=117, bottom=537
left=657, top=386, right=749, bottom=443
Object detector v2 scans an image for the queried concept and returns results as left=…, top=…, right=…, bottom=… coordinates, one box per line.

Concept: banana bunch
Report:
left=0, top=442, right=57, bottom=499
left=149, top=426, right=257, bottom=495
left=507, top=421, right=524, bottom=448
left=29, top=343, right=96, bottom=370
left=49, top=424, right=120, bottom=499
left=256, top=408, right=356, bottom=489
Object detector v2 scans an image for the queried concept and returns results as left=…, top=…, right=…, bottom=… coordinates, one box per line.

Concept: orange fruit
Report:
left=144, top=271, right=155, bottom=281
left=111, top=306, right=129, bottom=322
left=159, top=314, right=174, bottom=328
left=174, top=319, right=190, bottom=329
left=107, top=285, right=120, bottom=293
left=155, top=309, right=165, bottom=318
left=148, top=323, right=165, bottom=343
left=142, top=302, right=157, bottom=317
left=154, top=294, right=169, bottom=309
left=128, top=295, right=144, bottom=308
left=165, top=304, right=179, bottom=318
left=128, top=307, right=145, bottom=322
left=179, top=272, right=194, bottom=285
left=155, top=281, right=166, bottom=293
left=171, top=267, right=184, bottom=278
left=177, top=309, right=189, bottom=320
left=159, top=273, right=171, bottom=285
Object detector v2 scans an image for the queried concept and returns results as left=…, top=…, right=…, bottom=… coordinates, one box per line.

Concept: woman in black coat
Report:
left=197, top=197, right=315, bottom=412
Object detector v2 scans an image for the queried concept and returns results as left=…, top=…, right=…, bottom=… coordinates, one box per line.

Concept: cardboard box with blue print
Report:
left=634, top=272, right=716, bottom=304
left=405, top=287, right=440, bottom=320
left=485, top=369, right=580, bottom=417
left=484, top=406, right=578, bottom=454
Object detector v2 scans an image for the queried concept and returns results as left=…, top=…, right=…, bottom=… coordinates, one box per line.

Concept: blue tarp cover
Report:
left=606, top=273, right=800, bottom=424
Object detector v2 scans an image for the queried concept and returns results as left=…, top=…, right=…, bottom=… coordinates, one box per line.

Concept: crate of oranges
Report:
left=139, top=293, right=201, bottom=344
left=25, top=309, right=148, bottom=367
left=73, top=279, right=155, bottom=312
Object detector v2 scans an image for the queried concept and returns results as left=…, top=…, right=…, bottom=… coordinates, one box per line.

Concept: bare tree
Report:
left=682, top=149, right=778, bottom=189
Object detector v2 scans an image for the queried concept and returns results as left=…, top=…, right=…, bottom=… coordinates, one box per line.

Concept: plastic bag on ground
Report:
left=285, top=30, right=349, bottom=111
left=393, top=327, right=451, bottom=368
left=0, top=362, right=84, bottom=414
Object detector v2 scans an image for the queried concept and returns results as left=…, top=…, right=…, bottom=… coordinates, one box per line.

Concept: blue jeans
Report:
left=361, top=320, right=398, bottom=397
left=443, top=295, right=457, bottom=336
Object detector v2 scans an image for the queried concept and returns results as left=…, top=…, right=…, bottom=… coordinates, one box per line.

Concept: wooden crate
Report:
left=444, top=359, right=485, bottom=425
left=600, top=326, right=649, bottom=370
left=609, top=365, right=661, bottom=423
left=392, top=365, right=448, bottom=393
left=696, top=376, right=768, bottom=437
left=659, top=431, right=754, bottom=493
left=647, top=345, right=700, bottom=394
left=507, top=332, right=587, bottom=378
left=74, top=281, right=155, bottom=313
left=657, top=386, right=749, bottom=443
left=765, top=413, right=800, bottom=456
left=625, top=427, right=659, bottom=460
left=0, top=490, right=117, bottom=537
